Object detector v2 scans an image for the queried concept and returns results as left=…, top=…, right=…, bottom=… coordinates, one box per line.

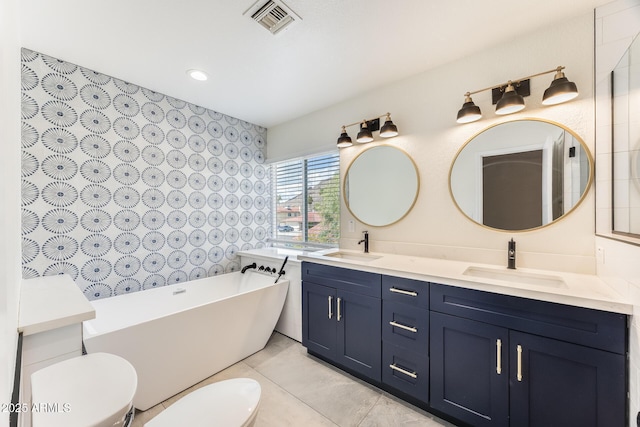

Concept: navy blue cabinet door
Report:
left=302, top=282, right=337, bottom=360
left=336, top=289, right=382, bottom=382
left=430, top=312, right=509, bottom=427
left=509, top=331, right=626, bottom=427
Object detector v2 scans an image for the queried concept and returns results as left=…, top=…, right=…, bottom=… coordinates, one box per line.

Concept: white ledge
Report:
left=19, top=275, right=95, bottom=336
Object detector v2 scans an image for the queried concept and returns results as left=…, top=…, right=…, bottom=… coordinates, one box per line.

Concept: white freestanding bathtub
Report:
left=83, top=271, right=289, bottom=410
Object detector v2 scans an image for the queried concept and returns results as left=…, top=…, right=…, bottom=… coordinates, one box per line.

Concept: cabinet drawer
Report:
left=382, top=301, right=428, bottom=353
left=302, top=262, right=380, bottom=297
left=382, top=342, right=429, bottom=403
left=430, top=283, right=627, bottom=354
left=382, top=275, right=428, bottom=307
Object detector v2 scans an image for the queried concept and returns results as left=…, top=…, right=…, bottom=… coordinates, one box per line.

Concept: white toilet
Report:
left=30, top=352, right=137, bottom=427
left=144, top=378, right=262, bottom=427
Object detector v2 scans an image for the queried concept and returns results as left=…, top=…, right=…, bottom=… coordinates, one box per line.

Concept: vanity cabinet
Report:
left=430, top=312, right=508, bottom=426
left=302, top=262, right=382, bottom=381
left=430, top=283, right=627, bottom=427
left=381, top=275, right=429, bottom=403
left=301, top=261, right=628, bottom=426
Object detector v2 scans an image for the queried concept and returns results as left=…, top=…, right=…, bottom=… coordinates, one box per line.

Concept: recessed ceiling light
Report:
left=187, top=69, right=208, bottom=81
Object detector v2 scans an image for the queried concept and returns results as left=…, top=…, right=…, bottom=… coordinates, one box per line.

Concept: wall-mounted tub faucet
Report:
left=358, top=230, right=369, bottom=253
left=508, top=238, right=516, bottom=270
left=241, top=262, right=257, bottom=274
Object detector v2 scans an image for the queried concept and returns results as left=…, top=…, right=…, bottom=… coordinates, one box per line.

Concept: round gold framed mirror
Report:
left=344, top=145, right=419, bottom=227
left=449, top=119, right=593, bottom=232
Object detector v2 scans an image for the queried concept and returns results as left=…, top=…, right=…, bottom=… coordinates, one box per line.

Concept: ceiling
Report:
left=21, top=0, right=610, bottom=128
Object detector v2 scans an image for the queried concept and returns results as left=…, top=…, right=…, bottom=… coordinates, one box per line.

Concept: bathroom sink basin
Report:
left=323, top=251, right=382, bottom=262
left=463, top=266, right=566, bottom=288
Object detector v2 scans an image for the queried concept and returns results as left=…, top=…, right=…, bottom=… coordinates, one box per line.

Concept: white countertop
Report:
left=19, top=274, right=95, bottom=336
left=299, top=249, right=632, bottom=315
left=238, top=247, right=319, bottom=262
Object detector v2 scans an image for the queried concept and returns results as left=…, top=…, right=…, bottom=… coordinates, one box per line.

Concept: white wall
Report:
left=594, top=0, right=640, bottom=424
left=270, top=6, right=640, bottom=423
left=0, top=0, right=22, bottom=422
left=269, top=12, right=596, bottom=273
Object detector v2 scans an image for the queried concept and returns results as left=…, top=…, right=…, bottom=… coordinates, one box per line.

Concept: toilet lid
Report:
left=145, top=378, right=261, bottom=427
left=31, top=353, right=137, bottom=427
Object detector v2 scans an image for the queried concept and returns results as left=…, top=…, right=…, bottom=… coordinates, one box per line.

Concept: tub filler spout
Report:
left=241, top=262, right=257, bottom=273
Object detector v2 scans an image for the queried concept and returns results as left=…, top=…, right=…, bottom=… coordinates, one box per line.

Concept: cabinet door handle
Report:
left=517, top=344, right=523, bottom=382
left=337, top=297, right=342, bottom=321
left=328, top=296, right=333, bottom=319
left=496, top=339, right=502, bottom=375
left=389, top=364, right=418, bottom=379
left=389, top=287, right=418, bottom=297
left=389, top=321, right=418, bottom=333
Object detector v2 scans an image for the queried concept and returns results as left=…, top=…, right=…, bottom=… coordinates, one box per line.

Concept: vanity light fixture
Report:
left=379, top=113, right=399, bottom=137
left=542, top=68, right=579, bottom=105
left=187, top=69, right=208, bottom=81
left=336, top=113, right=399, bottom=148
left=356, top=121, right=374, bottom=143
left=456, top=66, right=578, bottom=124
left=495, top=81, right=525, bottom=115
left=337, top=126, right=353, bottom=148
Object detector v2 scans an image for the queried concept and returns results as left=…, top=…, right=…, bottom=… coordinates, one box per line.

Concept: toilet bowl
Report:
left=30, top=352, right=137, bottom=427
left=144, top=378, right=261, bottom=427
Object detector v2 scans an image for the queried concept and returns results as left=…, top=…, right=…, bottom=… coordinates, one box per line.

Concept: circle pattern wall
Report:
left=20, top=49, right=270, bottom=300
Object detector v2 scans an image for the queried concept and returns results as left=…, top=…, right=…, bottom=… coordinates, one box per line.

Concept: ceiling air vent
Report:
left=244, top=0, right=300, bottom=35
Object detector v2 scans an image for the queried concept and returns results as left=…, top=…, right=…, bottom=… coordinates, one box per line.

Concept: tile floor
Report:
left=131, top=332, right=456, bottom=427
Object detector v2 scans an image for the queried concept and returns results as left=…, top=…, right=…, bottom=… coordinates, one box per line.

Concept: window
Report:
left=271, top=152, right=340, bottom=247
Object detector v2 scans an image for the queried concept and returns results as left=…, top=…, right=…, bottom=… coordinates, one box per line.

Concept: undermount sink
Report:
left=463, top=266, right=566, bottom=288
left=323, top=251, right=382, bottom=262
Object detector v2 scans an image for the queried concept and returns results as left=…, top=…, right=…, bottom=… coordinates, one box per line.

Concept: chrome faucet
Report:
left=507, top=238, right=516, bottom=269
left=358, top=230, right=369, bottom=253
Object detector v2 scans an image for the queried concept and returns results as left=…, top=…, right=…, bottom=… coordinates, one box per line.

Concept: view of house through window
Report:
left=272, top=152, right=340, bottom=247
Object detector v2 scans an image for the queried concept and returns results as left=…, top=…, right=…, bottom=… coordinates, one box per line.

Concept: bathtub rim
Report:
left=83, top=271, right=289, bottom=338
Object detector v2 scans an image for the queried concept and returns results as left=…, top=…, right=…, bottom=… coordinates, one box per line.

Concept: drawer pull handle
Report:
left=496, top=339, right=502, bottom=375
left=389, top=287, right=418, bottom=297
left=337, top=297, right=342, bottom=321
left=328, top=296, right=333, bottom=319
left=389, top=364, right=418, bottom=379
left=517, top=345, right=523, bottom=382
left=389, top=321, right=418, bottom=333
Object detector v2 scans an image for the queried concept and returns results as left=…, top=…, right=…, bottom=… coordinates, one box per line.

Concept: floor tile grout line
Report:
left=241, top=351, right=342, bottom=427
left=254, top=349, right=387, bottom=427
left=356, top=393, right=383, bottom=427
left=251, top=360, right=341, bottom=426
left=250, top=340, right=378, bottom=426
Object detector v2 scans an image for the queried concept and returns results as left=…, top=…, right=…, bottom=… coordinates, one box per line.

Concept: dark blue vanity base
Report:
left=301, top=262, right=628, bottom=427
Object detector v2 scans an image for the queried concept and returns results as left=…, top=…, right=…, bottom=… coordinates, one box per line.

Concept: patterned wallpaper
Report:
left=20, top=48, right=270, bottom=300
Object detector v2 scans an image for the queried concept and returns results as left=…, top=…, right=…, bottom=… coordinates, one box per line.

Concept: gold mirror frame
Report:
left=449, top=118, right=594, bottom=232
left=344, top=145, right=420, bottom=227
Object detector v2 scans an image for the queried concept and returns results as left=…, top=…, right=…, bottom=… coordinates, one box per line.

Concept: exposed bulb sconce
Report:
left=336, top=113, right=399, bottom=148
left=456, top=66, right=578, bottom=124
